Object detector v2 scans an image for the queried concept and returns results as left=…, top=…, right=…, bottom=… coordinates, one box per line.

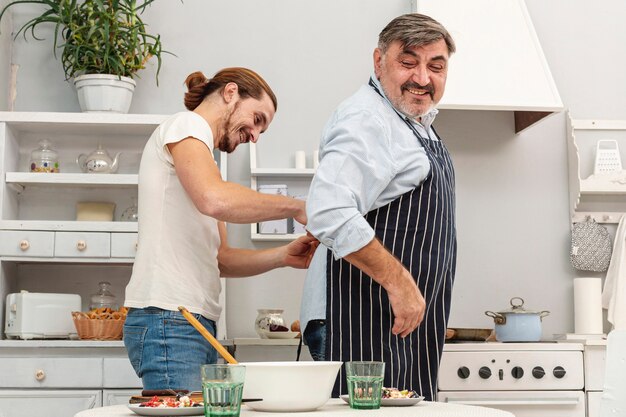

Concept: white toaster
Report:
left=5, top=291, right=81, bottom=339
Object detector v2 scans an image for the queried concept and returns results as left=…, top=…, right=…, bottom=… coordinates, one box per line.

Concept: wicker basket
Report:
left=72, top=312, right=125, bottom=340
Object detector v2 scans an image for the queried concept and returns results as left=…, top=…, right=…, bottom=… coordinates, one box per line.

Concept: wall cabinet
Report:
left=0, top=112, right=225, bottom=414
left=567, top=114, right=626, bottom=224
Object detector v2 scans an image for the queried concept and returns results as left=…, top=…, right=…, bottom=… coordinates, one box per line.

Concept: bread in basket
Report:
left=72, top=307, right=127, bottom=340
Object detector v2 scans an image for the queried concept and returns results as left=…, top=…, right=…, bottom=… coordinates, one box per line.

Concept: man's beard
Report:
left=217, top=102, right=240, bottom=153
left=381, top=80, right=435, bottom=120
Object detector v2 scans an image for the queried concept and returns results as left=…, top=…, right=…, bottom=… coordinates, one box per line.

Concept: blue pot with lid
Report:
left=485, top=297, right=550, bottom=342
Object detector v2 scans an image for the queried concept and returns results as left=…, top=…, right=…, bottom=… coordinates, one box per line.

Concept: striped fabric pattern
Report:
left=326, top=108, right=457, bottom=400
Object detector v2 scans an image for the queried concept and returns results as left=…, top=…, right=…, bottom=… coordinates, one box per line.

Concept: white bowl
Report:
left=241, top=361, right=342, bottom=412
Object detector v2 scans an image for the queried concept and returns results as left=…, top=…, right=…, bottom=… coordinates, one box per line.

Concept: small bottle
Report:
left=30, top=139, right=60, bottom=173
left=89, top=281, right=118, bottom=310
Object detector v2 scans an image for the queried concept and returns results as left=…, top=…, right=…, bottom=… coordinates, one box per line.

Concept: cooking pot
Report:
left=485, top=297, right=549, bottom=342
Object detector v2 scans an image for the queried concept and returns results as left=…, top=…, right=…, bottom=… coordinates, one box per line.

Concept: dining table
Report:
left=74, top=398, right=515, bottom=417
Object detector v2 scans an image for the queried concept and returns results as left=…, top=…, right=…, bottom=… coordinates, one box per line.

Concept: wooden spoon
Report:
left=178, top=306, right=238, bottom=364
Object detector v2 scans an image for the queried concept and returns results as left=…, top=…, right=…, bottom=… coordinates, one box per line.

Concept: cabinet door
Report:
left=103, top=389, right=141, bottom=406
left=110, top=233, right=138, bottom=258
left=0, top=357, right=102, bottom=388
left=0, top=231, right=54, bottom=257
left=0, top=389, right=101, bottom=417
left=102, top=357, right=142, bottom=388
left=54, top=232, right=111, bottom=258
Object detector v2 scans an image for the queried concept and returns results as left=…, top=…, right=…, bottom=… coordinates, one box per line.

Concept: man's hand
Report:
left=385, top=270, right=425, bottom=337
left=282, top=234, right=319, bottom=269
left=344, top=238, right=425, bottom=338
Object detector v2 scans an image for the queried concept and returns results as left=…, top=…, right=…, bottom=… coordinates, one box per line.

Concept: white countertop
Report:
left=75, top=399, right=514, bottom=417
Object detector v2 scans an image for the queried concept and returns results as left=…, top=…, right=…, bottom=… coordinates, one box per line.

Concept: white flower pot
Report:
left=74, top=74, right=136, bottom=113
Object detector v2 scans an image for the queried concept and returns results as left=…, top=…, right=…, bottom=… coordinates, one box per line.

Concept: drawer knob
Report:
left=35, top=369, right=45, bottom=381
left=19, top=240, right=30, bottom=251
left=77, top=240, right=87, bottom=251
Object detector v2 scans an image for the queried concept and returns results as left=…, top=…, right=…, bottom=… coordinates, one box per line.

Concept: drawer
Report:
left=54, top=232, right=110, bottom=258
left=0, top=357, right=102, bottom=388
left=584, top=345, right=606, bottom=391
left=103, top=389, right=142, bottom=406
left=0, top=389, right=102, bottom=417
left=102, top=357, right=142, bottom=388
left=111, top=233, right=138, bottom=258
left=0, top=230, right=54, bottom=257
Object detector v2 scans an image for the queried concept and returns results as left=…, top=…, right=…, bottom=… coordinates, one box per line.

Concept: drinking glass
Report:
left=201, top=364, right=246, bottom=417
left=345, top=361, right=385, bottom=409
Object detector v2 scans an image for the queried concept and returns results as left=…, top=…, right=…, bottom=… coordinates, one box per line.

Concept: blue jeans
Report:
left=123, top=307, right=217, bottom=391
left=303, top=320, right=327, bottom=361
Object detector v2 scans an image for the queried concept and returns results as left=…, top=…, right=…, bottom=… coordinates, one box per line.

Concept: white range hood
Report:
left=414, top=0, right=563, bottom=133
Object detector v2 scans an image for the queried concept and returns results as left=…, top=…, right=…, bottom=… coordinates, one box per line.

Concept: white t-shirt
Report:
left=124, top=111, right=222, bottom=321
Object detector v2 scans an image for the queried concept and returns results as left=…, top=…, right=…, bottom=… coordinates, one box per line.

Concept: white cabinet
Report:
left=0, top=389, right=102, bottom=417
left=567, top=114, right=626, bottom=223
left=0, top=112, right=227, bottom=414
left=248, top=142, right=315, bottom=241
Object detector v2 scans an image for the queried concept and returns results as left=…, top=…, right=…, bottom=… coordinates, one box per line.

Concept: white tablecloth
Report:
left=75, top=399, right=514, bottom=417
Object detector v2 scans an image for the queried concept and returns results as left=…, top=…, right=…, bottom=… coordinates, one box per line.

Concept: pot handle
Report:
left=539, top=310, right=550, bottom=320
left=485, top=311, right=506, bottom=325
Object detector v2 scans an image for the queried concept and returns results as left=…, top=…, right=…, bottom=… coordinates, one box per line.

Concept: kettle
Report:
left=76, top=144, right=121, bottom=173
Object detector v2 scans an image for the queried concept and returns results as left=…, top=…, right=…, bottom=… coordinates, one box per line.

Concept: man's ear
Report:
left=373, top=48, right=383, bottom=79
left=222, top=82, right=239, bottom=103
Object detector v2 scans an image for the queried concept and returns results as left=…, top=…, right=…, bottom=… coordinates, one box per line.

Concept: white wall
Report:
left=3, top=0, right=625, bottom=339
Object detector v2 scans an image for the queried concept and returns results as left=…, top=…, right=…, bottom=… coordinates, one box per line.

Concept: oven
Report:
left=437, top=342, right=586, bottom=417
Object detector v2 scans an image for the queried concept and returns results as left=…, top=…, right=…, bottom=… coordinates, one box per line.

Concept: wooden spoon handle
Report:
left=178, top=306, right=238, bottom=364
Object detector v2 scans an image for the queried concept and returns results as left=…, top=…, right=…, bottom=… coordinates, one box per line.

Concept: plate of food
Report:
left=340, top=387, right=424, bottom=407
left=127, top=395, right=203, bottom=416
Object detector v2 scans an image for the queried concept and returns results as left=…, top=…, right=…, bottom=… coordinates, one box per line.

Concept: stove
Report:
left=437, top=342, right=586, bottom=417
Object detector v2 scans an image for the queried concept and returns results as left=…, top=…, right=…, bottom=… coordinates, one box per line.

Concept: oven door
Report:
left=437, top=390, right=585, bottom=417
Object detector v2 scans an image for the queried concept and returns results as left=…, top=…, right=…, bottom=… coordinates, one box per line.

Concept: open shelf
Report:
left=0, top=219, right=138, bottom=233
left=6, top=173, right=138, bottom=188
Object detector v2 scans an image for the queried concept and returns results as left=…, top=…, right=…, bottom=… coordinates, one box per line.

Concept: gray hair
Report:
left=378, top=13, right=456, bottom=56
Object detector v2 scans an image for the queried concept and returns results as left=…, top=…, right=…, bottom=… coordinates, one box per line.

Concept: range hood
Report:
left=413, top=0, right=563, bottom=133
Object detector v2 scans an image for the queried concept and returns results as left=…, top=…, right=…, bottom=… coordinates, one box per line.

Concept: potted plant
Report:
left=0, top=0, right=170, bottom=113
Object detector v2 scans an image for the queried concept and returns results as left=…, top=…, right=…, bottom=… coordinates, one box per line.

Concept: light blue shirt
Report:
left=300, top=77, right=440, bottom=332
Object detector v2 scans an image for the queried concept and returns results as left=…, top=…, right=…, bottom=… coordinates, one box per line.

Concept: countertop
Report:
left=75, top=399, right=514, bottom=417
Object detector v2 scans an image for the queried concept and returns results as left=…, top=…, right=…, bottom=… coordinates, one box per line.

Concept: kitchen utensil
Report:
left=76, top=143, right=121, bottom=173
left=178, top=306, right=237, bottom=364
left=485, top=297, right=549, bottom=342
left=445, top=328, right=494, bottom=341
left=240, top=361, right=342, bottom=412
left=594, top=139, right=622, bottom=174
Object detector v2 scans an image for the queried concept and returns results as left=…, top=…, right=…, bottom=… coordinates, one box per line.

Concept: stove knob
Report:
left=511, top=366, right=524, bottom=379
left=532, top=366, right=545, bottom=379
left=479, top=366, right=492, bottom=379
left=457, top=366, right=470, bottom=379
left=553, top=366, right=566, bottom=379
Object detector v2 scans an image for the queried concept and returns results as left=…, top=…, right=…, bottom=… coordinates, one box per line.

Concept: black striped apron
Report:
left=326, top=79, right=457, bottom=400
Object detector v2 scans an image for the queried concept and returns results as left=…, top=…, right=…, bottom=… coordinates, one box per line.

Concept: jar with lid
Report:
left=254, top=309, right=286, bottom=338
left=89, top=281, right=118, bottom=310
left=30, top=139, right=60, bottom=173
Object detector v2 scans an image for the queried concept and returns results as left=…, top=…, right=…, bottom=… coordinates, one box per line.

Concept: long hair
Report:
left=184, top=67, right=277, bottom=111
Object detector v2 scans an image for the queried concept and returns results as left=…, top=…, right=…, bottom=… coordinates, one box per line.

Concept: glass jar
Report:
left=120, top=197, right=138, bottom=222
left=254, top=309, right=286, bottom=338
left=30, top=139, right=60, bottom=173
left=89, top=281, right=118, bottom=310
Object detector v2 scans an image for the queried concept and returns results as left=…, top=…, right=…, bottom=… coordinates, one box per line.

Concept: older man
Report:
left=301, top=14, right=457, bottom=400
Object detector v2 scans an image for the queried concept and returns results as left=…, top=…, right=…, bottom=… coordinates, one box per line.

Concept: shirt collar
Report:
left=370, top=75, right=439, bottom=131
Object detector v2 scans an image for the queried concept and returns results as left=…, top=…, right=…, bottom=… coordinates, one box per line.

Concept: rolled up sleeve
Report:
left=306, top=110, right=396, bottom=259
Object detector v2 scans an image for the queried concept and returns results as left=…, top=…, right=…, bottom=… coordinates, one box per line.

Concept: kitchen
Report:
left=0, top=0, right=625, bottom=416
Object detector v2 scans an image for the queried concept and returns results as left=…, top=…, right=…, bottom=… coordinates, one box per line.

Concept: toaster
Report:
left=5, top=291, right=81, bottom=339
